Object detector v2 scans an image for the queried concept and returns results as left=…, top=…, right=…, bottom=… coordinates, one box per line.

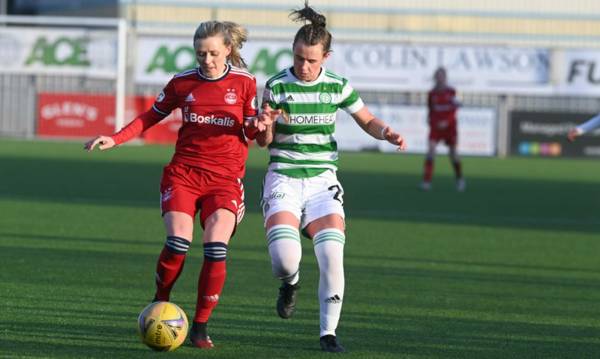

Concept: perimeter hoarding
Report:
left=136, top=37, right=551, bottom=94
left=372, top=106, right=497, bottom=156
left=37, top=93, right=116, bottom=137
left=0, top=27, right=117, bottom=78
left=510, top=111, right=600, bottom=158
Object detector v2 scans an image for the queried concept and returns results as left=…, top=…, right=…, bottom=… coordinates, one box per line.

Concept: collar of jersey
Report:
left=287, top=66, right=325, bottom=86
left=196, top=64, right=230, bottom=82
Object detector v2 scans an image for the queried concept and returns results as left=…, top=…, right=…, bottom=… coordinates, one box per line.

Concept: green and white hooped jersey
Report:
left=263, top=67, right=364, bottom=178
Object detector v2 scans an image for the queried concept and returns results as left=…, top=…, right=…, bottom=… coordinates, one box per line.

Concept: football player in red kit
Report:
left=421, top=67, right=465, bottom=192
left=85, top=21, right=267, bottom=349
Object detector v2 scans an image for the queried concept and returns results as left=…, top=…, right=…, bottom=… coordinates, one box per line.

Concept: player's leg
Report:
left=154, top=164, right=199, bottom=302
left=154, top=211, right=194, bottom=302
left=448, top=138, right=465, bottom=191
left=303, top=174, right=346, bottom=352
left=262, top=172, right=303, bottom=318
left=266, top=211, right=302, bottom=318
left=422, top=138, right=437, bottom=190
left=190, top=178, right=244, bottom=349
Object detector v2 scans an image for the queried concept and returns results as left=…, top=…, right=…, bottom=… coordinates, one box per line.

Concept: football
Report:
left=138, top=301, right=189, bottom=351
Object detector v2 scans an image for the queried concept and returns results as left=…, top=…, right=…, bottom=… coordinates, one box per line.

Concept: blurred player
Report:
left=84, top=21, right=266, bottom=349
left=255, top=3, right=405, bottom=353
left=421, top=67, right=465, bottom=192
left=567, top=113, right=600, bottom=141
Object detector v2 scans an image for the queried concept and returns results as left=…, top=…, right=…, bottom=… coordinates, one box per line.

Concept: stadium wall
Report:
left=2, top=7, right=600, bottom=158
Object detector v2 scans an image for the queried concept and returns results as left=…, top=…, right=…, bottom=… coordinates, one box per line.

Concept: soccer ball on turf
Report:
left=138, top=301, right=189, bottom=351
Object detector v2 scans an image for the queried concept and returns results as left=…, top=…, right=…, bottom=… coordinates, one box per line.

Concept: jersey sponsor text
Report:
left=184, top=112, right=235, bottom=127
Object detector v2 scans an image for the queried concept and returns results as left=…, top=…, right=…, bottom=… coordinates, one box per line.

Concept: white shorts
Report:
left=261, top=170, right=345, bottom=229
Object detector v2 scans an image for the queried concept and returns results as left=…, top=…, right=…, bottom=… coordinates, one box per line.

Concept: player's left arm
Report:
left=351, top=106, right=406, bottom=151
left=340, top=81, right=405, bottom=150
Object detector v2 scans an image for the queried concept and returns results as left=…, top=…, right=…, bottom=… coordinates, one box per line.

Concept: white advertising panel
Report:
left=328, top=44, right=551, bottom=94
left=136, top=37, right=291, bottom=86
left=555, top=49, right=600, bottom=96
left=0, top=27, right=117, bottom=78
left=136, top=36, right=550, bottom=95
left=335, top=105, right=496, bottom=156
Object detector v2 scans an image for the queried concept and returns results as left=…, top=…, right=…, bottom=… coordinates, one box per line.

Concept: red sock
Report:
left=154, top=236, right=190, bottom=301
left=452, top=160, right=462, bottom=179
left=423, top=158, right=434, bottom=182
left=194, top=242, right=228, bottom=323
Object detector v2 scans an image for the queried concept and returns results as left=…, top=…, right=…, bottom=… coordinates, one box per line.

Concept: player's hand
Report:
left=84, top=136, right=115, bottom=151
left=383, top=126, right=406, bottom=151
left=256, top=106, right=282, bottom=130
left=567, top=128, right=580, bottom=142
left=244, top=111, right=277, bottom=133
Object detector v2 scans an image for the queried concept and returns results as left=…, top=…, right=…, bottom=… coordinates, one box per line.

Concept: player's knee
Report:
left=267, top=224, right=301, bottom=278
left=272, top=259, right=299, bottom=279
left=271, top=249, right=301, bottom=279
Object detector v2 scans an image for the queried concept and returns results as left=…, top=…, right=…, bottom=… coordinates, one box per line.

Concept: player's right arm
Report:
left=568, top=113, right=600, bottom=142
left=85, top=80, right=179, bottom=151
left=255, top=86, right=281, bottom=147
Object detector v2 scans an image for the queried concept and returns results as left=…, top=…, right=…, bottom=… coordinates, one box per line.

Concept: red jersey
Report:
left=427, top=86, right=458, bottom=130
left=112, top=65, right=258, bottom=179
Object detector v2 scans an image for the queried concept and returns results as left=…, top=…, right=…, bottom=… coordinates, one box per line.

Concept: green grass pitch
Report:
left=1, top=139, right=599, bottom=358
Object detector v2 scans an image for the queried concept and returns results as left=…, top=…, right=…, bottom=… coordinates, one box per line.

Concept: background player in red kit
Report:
left=421, top=67, right=465, bottom=192
left=84, top=21, right=265, bottom=349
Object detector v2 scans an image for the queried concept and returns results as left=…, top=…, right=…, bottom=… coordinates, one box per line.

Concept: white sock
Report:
left=313, top=228, right=345, bottom=337
left=267, top=224, right=302, bottom=285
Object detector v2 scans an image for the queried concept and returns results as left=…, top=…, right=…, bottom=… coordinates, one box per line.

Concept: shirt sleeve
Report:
left=151, top=78, right=179, bottom=117
left=110, top=110, right=164, bottom=145
left=243, top=77, right=260, bottom=140
left=261, top=84, right=279, bottom=110
left=339, top=79, right=365, bottom=114
left=110, top=79, right=178, bottom=145
left=576, top=113, right=600, bottom=135
left=244, top=77, right=258, bottom=119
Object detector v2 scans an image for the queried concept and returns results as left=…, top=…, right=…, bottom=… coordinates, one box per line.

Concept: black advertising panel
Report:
left=510, top=111, right=600, bottom=158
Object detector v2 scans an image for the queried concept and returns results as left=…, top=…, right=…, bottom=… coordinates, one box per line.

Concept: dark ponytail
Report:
left=290, top=1, right=332, bottom=53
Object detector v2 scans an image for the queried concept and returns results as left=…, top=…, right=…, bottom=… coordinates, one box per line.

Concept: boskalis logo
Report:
left=183, top=110, right=234, bottom=127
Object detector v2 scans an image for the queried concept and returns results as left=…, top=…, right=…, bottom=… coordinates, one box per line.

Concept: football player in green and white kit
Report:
left=254, top=3, right=405, bottom=353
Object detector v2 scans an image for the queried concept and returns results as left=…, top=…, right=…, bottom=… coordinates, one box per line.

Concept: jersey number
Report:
left=328, top=185, right=344, bottom=204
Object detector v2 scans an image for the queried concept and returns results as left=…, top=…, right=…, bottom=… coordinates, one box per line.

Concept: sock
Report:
left=313, top=228, right=345, bottom=337
left=267, top=225, right=302, bottom=285
left=452, top=160, right=462, bottom=179
left=423, top=157, right=434, bottom=182
left=154, top=236, right=190, bottom=301
left=194, top=242, right=228, bottom=323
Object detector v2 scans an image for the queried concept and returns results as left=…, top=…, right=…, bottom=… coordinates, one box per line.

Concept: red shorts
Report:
left=429, top=125, right=457, bottom=147
left=159, top=162, right=245, bottom=228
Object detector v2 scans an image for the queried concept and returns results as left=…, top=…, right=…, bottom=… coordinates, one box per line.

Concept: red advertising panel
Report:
left=37, top=92, right=182, bottom=143
left=38, top=93, right=115, bottom=138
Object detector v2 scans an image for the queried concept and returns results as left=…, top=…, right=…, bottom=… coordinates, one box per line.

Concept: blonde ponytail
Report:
left=222, top=21, right=248, bottom=68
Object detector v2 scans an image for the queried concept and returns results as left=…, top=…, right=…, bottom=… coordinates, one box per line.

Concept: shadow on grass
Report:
left=1, top=156, right=599, bottom=233
left=3, top=304, right=599, bottom=358
left=3, top=242, right=600, bottom=358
